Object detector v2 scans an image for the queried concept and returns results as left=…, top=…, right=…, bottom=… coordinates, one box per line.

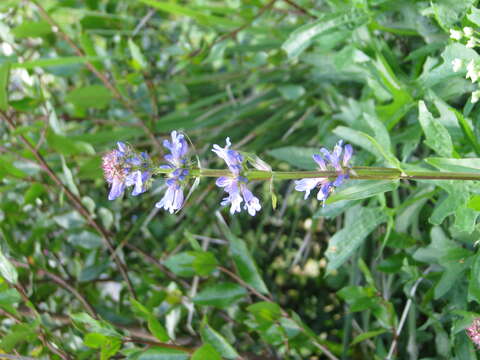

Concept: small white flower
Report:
left=466, top=60, right=479, bottom=82
left=464, top=27, right=474, bottom=37
left=450, top=29, right=463, bottom=40
left=467, top=39, right=476, bottom=48
left=472, top=90, right=480, bottom=103
left=452, top=58, right=463, bottom=72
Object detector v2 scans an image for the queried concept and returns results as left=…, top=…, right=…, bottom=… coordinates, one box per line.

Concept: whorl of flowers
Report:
left=294, top=140, right=352, bottom=206
left=102, top=131, right=353, bottom=216
left=102, top=142, right=152, bottom=200
left=466, top=318, right=480, bottom=348
left=155, top=131, right=190, bottom=214
left=212, top=137, right=261, bottom=216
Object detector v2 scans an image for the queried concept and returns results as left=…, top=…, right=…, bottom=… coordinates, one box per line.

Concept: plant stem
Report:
left=156, top=167, right=480, bottom=181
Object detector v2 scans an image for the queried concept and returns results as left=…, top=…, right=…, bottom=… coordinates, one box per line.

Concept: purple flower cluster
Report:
left=294, top=140, right=352, bottom=206
left=103, top=132, right=353, bottom=216
left=212, top=138, right=261, bottom=216
left=467, top=318, right=480, bottom=348
left=155, top=131, right=189, bottom=214
left=102, top=142, right=152, bottom=200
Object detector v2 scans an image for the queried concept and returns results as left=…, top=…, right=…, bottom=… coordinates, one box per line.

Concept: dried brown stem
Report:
left=13, top=282, right=72, bottom=360
left=0, top=111, right=137, bottom=299
left=124, top=337, right=195, bottom=354
left=11, top=259, right=98, bottom=319
left=283, top=0, right=316, bottom=18
left=29, top=0, right=163, bottom=153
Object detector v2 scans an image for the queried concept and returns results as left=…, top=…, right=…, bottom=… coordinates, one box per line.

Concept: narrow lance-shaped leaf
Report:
left=0, top=249, right=17, bottom=284
left=326, top=207, right=388, bottom=271
left=217, top=218, right=269, bottom=294
left=0, top=62, right=10, bottom=111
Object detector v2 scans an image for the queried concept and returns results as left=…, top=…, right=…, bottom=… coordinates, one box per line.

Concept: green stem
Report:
left=155, top=166, right=480, bottom=181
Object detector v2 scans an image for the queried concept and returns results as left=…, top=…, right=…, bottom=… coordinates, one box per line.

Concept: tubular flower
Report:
left=102, top=142, right=152, bottom=200
left=155, top=131, right=190, bottom=213
left=467, top=318, right=480, bottom=348
left=294, top=140, right=352, bottom=206
left=212, top=138, right=261, bottom=216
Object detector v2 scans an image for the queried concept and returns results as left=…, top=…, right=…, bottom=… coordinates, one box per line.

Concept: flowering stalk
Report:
left=103, top=131, right=480, bottom=216
left=154, top=167, right=480, bottom=181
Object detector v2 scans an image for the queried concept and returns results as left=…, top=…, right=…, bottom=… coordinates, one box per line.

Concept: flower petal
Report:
left=108, top=177, right=125, bottom=200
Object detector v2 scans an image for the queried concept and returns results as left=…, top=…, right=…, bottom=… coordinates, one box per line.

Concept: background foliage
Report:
left=1, top=0, right=480, bottom=359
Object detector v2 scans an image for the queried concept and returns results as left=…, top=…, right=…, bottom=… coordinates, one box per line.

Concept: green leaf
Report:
left=278, top=85, right=305, bottom=100
left=0, top=249, right=17, bottom=284
left=358, top=132, right=401, bottom=169
left=247, top=301, right=282, bottom=323
left=326, top=207, right=388, bottom=271
left=327, top=180, right=399, bottom=203
left=101, top=337, right=122, bottom=360
left=351, top=328, right=387, bottom=345
left=419, top=43, right=479, bottom=87
left=413, top=226, right=457, bottom=264
left=71, top=312, right=120, bottom=337
left=267, top=147, right=318, bottom=170
left=468, top=7, right=480, bottom=26
left=46, top=131, right=95, bottom=156
left=11, top=56, right=103, bottom=70
left=84, top=333, right=108, bottom=349
left=468, top=253, right=480, bottom=303
left=0, top=288, right=20, bottom=316
left=65, top=85, right=112, bottom=109
left=282, top=10, right=367, bottom=58
left=138, top=0, right=240, bottom=27
left=23, top=183, right=45, bottom=205
left=468, top=195, right=480, bottom=211
left=191, top=251, right=218, bottom=276
left=148, top=315, right=170, bottom=342
left=12, top=21, right=52, bottom=38
left=0, top=323, right=37, bottom=352
left=0, top=62, right=10, bottom=111
left=137, top=347, right=189, bottom=360
left=164, top=252, right=196, bottom=277
left=332, top=126, right=388, bottom=163
left=430, top=0, right=474, bottom=29
left=128, top=39, right=148, bottom=70
left=79, top=262, right=108, bottom=282
left=0, top=156, right=28, bottom=179
left=130, top=297, right=151, bottom=318
left=223, top=230, right=269, bottom=294
left=191, top=344, right=221, bottom=360
left=193, top=282, right=246, bottom=308
left=418, top=101, right=454, bottom=157
left=425, top=157, right=480, bottom=173
left=200, top=324, right=239, bottom=359
left=164, top=251, right=217, bottom=277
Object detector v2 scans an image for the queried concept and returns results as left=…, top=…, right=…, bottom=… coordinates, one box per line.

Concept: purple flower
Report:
left=155, top=131, right=190, bottom=213
left=212, top=138, right=261, bottom=216
left=162, top=131, right=188, bottom=169
left=294, top=140, right=352, bottom=206
left=212, top=137, right=243, bottom=175
left=156, top=169, right=189, bottom=214
left=467, top=318, right=480, bottom=348
left=102, top=142, right=152, bottom=200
